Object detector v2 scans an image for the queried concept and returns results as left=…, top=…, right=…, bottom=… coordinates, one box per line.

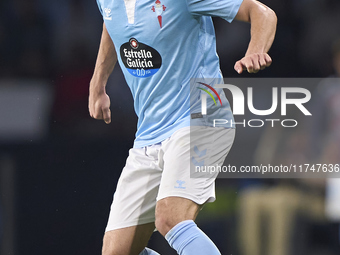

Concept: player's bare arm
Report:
left=89, top=23, right=117, bottom=124
left=234, top=0, right=277, bottom=74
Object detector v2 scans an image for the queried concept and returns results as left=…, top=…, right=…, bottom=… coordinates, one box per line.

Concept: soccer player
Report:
left=89, top=0, right=277, bottom=254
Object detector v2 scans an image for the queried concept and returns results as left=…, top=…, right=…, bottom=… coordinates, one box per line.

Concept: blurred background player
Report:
left=236, top=38, right=340, bottom=255
left=89, top=0, right=276, bottom=254
left=311, top=38, right=340, bottom=244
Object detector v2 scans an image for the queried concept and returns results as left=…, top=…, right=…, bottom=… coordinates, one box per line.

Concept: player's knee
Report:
left=155, top=197, right=200, bottom=236
left=155, top=212, right=175, bottom=237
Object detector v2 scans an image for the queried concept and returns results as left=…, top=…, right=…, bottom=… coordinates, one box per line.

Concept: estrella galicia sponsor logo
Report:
left=120, top=38, right=162, bottom=78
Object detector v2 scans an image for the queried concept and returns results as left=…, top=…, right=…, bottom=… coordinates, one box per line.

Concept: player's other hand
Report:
left=89, top=87, right=111, bottom=124
left=234, top=53, right=272, bottom=74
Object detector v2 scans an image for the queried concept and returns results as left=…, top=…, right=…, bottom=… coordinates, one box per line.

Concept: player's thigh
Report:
left=155, top=126, right=235, bottom=235
left=106, top=146, right=162, bottom=232
left=157, top=126, right=235, bottom=205
left=102, top=222, right=155, bottom=255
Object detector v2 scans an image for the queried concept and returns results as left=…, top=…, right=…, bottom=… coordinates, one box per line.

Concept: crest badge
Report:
left=151, top=0, right=166, bottom=28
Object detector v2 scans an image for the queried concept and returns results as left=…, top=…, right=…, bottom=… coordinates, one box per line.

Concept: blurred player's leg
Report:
left=102, top=223, right=155, bottom=255
left=266, top=186, right=301, bottom=255
left=237, top=187, right=263, bottom=255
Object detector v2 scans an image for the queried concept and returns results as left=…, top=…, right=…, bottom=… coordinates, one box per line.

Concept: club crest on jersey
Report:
left=120, top=38, right=162, bottom=78
left=151, top=0, right=166, bottom=28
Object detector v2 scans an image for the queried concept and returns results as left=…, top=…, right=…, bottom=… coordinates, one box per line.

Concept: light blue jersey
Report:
left=96, top=0, right=242, bottom=148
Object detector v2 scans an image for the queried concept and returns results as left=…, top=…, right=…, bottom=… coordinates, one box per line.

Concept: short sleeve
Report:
left=187, top=0, right=243, bottom=23
left=96, top=0, right=103, bottom=16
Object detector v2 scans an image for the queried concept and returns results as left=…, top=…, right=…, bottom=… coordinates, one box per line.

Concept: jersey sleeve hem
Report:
left=225, top=0, right=243, bottom=23
left=186, top=0, right=244, bottom=23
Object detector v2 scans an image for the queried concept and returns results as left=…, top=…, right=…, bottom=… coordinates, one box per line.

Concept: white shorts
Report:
left=105, top=126, right=235, bottom=232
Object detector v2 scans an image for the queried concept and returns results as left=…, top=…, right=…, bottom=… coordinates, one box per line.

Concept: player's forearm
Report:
left=233, top=0, right=276, bottom=74
left=90, top=23, right=117, bottom=92
left=244, top=2, right=277, bottom=55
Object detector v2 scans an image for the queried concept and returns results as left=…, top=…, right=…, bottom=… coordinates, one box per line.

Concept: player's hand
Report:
left=234, top=53, right=272, bottom=74
left=89, top=87, right=111, bottom=124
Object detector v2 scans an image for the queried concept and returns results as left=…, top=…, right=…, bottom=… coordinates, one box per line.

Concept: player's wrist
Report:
left=245, top=48, right=267, bottom=56
left=89, top=78, right=107, bottom=95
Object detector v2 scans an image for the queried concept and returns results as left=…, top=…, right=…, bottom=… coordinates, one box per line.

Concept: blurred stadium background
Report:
left=0, top=0, right=340, bottom=254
